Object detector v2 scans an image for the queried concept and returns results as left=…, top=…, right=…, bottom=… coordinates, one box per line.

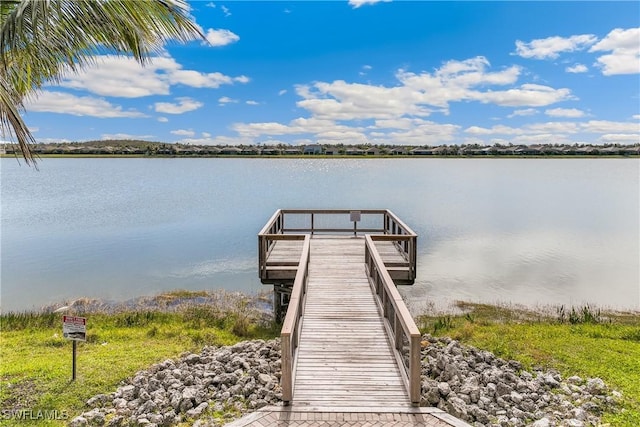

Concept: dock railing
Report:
left=280, top=234, right=311, bottom=404
left=258, top=209, right=417, bottom=283
left=259, top=209, right=419, bottom=405
left=365, top=235, right=421, bottom=406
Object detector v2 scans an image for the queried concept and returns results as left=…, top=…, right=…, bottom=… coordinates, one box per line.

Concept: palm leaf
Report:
left=0, top=0, right=204, bottom=164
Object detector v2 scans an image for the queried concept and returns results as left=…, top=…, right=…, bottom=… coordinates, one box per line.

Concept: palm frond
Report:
left=0, top=0, right=204, bottom=164
left=0, top=75, right=35, bottom=165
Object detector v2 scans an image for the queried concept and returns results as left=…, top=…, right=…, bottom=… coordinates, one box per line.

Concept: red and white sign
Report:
left=62, top=316, right=86, bottom=341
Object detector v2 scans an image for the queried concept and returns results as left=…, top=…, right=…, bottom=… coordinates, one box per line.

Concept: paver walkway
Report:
left=225, top=406, right=472, bottom=427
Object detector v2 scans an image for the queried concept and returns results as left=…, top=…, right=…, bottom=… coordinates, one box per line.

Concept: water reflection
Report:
left=1, top=158, right=638, bottom=312
left=403, top=229, right=639, bottom=312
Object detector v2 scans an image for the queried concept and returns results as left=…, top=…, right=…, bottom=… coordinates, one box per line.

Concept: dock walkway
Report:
left=294, top=236, right=408, bottom=406
left=248, top=210, right=471, bottom=427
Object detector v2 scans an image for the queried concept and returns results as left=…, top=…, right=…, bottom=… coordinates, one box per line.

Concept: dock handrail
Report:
left=364, top=235, right=421, bottom=406
left=280, top=234, right=311, bottom=404
left=259, top=209, right=417, bottom=283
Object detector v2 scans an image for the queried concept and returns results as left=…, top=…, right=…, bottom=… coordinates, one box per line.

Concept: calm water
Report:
left=1, top=158, right=638, bottom=312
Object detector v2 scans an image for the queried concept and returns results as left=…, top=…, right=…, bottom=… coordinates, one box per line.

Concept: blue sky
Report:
left=21, top=1, right=640, bottom=146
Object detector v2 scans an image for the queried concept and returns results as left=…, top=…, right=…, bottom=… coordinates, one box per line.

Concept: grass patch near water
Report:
left=0, top=291, right=278, bottom=426
left=418, top=302, right=640, bottom=426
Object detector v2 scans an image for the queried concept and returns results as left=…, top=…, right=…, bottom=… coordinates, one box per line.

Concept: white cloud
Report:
left=176, top=135, right=253, bottom=146
left=371, top=120, right=460, bottom=145
left=101, top=133, right=154, bottom=140
left=508, top=108, right=539, bottom=118
left=465, top=125, right=523, bottom=136
left=359, top=64, right=373, bottom=76
left=374, top=118, right=421, bottom=130
left=581, top=120, right=639, bottom=134
left=157, top=117, right=169, bottom=123
left=169, top=69, right=248, bottom=88
left=295, top=57, right=572, bottom=121
left=278, top=89, right=287, bottom=96
left=599, top=133, right=639, bottom=142
left=205, top=28, right=239, bottom=47
left=514, top=34, right=597, bottom=59
left=590, top=27, right=640, bottom=75
left=349, top=0, right=391, bottom=8
left=170, top=129, right=196, bottom=137
left=527, top=122, right=580, bottom=134
left=56, top=55, right=248, bottom=98
left=31, top=137, right=72, bottom=144
left=566, top=64, right=588, bottom=73
left=246, top=100, right=259, bottom=105
left=633, top=115, right=640, bottom=120
left=154, top=97, right=203, bottom=114
left=218, top=96, right=238, bottom=105
left=233, top=117, right=363, bottom=139
left=24, top=91, right=147, bottom=118
left=545, top=108, right=585, bottom=118
left=202, top=132, right=211, bottom=138
left=463, top=120, right=639, bottom=144
left=206, top=2, right=215, bottom=8
left=470, top=84, right=574, bottom=107
left=221, top=5, right=231, bottom=17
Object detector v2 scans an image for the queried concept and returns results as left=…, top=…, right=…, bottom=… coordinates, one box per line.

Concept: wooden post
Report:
left=72, top=340, right=77, bottom=381
left=274, top=285, right=281, bottom=322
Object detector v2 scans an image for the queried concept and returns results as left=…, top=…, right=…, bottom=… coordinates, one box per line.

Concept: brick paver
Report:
left=224, top=406, right=472, bottom=427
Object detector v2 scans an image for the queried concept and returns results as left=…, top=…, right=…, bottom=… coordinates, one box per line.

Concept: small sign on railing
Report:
left=350, top=211, right=361, bottom=236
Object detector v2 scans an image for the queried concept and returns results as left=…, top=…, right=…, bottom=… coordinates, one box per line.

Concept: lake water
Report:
left=1, top=157, right=638, bottom=313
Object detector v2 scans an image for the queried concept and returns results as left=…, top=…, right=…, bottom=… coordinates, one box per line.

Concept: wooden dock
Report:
left=250, top=210, right=471, bottom=426
left=258, top=210, right=421, bottom=404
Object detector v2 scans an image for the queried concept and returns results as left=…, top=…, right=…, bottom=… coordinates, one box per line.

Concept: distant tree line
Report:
left=2, top=140, right=639, bottom=157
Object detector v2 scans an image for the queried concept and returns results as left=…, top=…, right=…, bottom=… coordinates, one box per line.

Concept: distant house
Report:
left=599, top=147, right=621, bottom=155
left=202, top=147, right=221, bottom=155
left=576, top=147, right=596, bottom=155
left=220, top=147, right=241, bottom=155
left=284, top=148, right=303, bottom=155
left=514, top=146, right=540, bottom=156
left=324, top=147, right=340, bottom=155
left=303, top=144, right=323, bottom=155
left=432, top=146, right=452, bottom=155
left=260, top=148, right=282, bottom=155
left=366, top=147, right=381, bottom=156
left=459, top=147, right=485, bottom=156
left=391, top=147, right=408, bottom=155
left=241, top=147, right=259, bottom=155
left=410, top=147, right=432, bottom=155
left=345, top=148, right=365, bottom=155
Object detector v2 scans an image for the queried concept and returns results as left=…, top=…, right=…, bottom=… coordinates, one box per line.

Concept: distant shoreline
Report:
left=3, top=153, right=639, bottom=160
left=2, top=139, right=639, bottom=159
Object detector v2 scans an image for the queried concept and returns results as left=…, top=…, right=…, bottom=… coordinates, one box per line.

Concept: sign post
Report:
left=350, top=211, right=361, bottom=236
left=62, top=316, right=86, bottom=381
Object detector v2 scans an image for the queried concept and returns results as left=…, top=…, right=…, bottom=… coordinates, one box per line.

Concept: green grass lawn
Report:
left=417, top=303, right=640, bottom=426
left=0, top=301, right=278, bottom=426
left=2, top=296, right=638, bottom=426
